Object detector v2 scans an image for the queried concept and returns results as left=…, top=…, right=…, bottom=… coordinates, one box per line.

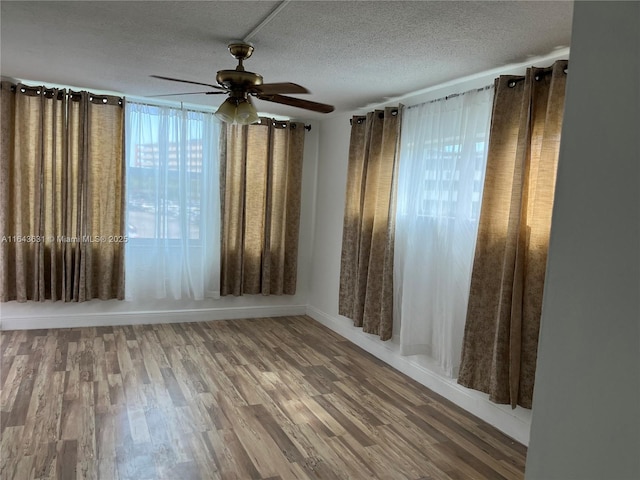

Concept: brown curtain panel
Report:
left=339, top=106, right=403, bottom=340
left=0, top=82, right=125, bottom=302
left=220, top=119, right=305, bottom=296
left=458, top=61, right=568, bottom=408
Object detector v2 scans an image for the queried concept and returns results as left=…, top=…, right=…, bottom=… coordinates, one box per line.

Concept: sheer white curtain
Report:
left=125, top=101, right=220, bottom=300
left=394, top=87, right=493, bottom=376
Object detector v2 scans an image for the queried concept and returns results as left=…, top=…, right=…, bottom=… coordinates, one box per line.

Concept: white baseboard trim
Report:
left=0, top=304, right=308, bottom=330
left=306, top=305, right=532, bottom=446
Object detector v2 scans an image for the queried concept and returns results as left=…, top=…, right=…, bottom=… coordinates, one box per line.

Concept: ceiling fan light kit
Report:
left=152, top=42, right=334, bottom=123
left=216, top=96, right=260, bottom=125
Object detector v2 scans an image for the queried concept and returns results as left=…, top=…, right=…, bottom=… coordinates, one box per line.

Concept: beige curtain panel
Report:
left=339, top=106, right=403, bottom=341
left=458, top=61, right=568, bottom=408
left=220, top=119, right=305, bottom=296
left=0, top=82, right=125, bottom=302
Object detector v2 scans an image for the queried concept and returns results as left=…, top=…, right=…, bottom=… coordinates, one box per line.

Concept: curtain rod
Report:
left=506, top=64, right=569, bottom=87
left=406, top=84, right=494, bottom=111
left=349, top=108, right=399, bottom=125
left=10, top=83, right=123, bottom=105
left=348, top=84, right=494, bottom=125
left=275, top=122, right=311, bottom=131
left=255, top=118, right=311, bottom=131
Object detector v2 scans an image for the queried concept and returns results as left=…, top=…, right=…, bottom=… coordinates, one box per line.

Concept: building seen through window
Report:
left=125, top=105, right=212, bottom=242
left=405, top=138, right=487, bottom=221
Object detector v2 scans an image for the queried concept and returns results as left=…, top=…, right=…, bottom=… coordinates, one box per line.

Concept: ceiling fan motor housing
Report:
left=216, top=69, right=263, bottom=90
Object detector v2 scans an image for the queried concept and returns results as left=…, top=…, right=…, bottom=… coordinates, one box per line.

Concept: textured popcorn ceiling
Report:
left=0, top=1, right=573, bottom=120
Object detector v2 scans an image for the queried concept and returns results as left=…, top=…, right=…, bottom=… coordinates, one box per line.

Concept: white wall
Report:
left=525, top=2, right=640, bottom=479
left=307, top=112, right=352, bottom=316
left=307, top=50, right=571, bottom=445
left=0, top=120, right=321, bottom=330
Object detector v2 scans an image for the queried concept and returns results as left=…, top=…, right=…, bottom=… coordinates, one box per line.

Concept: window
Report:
left=394, top=87, right=494, bottom=376
left=125, top=101, right=221, bottom=300
left=126, top=106, right=213, bottom=241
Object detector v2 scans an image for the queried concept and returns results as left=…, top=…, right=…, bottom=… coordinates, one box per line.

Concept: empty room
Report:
left=1, top=1, right=638, bottom=479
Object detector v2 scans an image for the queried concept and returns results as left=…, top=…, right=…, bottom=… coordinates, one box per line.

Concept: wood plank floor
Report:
left=0, top=316, right=526, bottom=479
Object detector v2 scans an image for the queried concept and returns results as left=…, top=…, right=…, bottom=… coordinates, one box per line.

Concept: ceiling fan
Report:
left=151, top=42, right=334, bottom=124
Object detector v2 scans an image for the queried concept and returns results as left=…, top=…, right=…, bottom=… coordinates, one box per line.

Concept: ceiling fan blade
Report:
left=256, top=94, right=334, bottom=114
left=252, top=83, right=309, bottom=95
left=149, top=91, right=225, bottom=97
left=150, top=75, right=226, bottom=90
